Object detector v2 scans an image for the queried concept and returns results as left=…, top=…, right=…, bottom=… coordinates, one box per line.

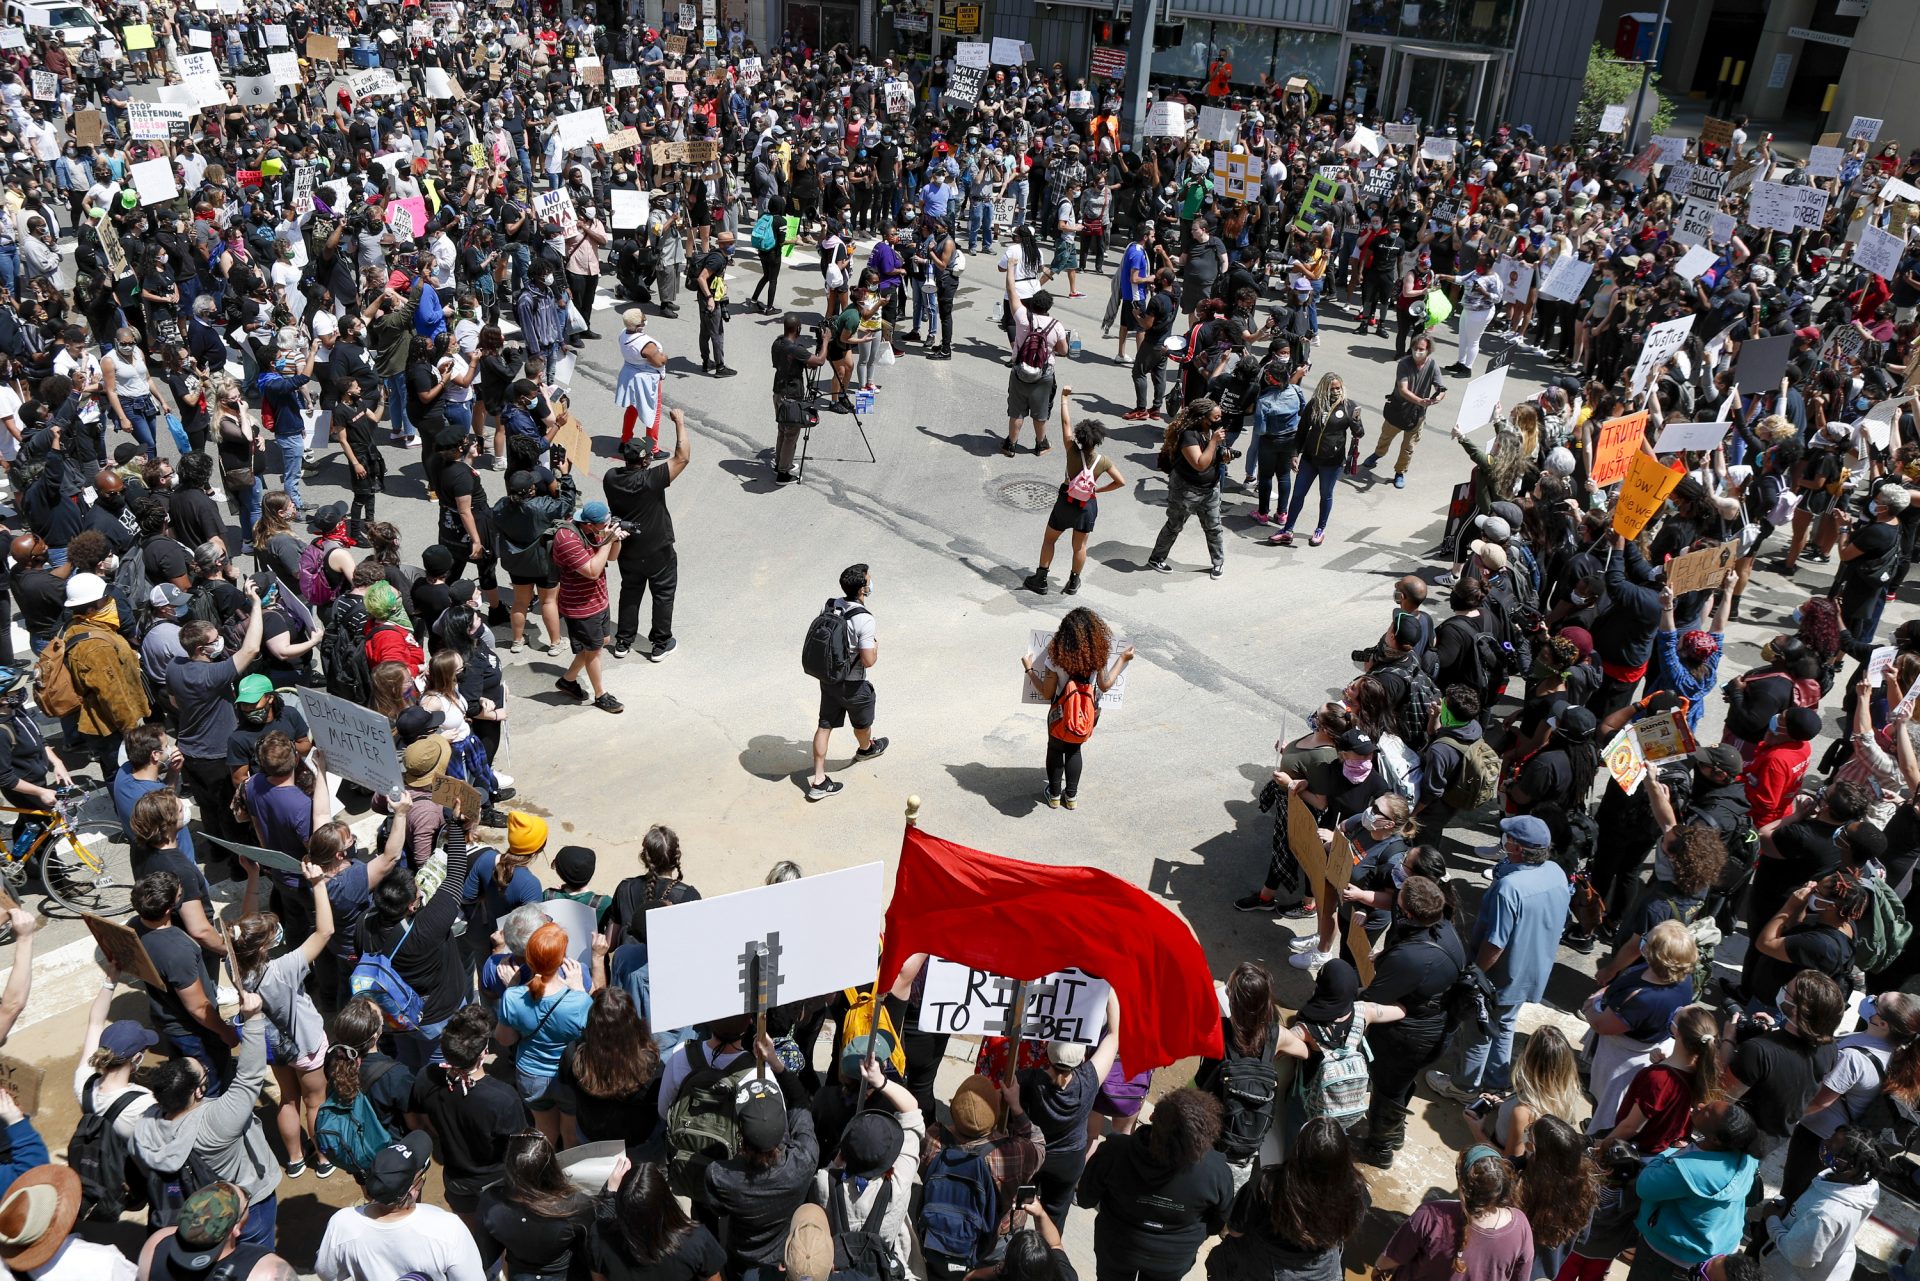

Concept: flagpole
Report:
left=860, top=795, right=922, bottom=1108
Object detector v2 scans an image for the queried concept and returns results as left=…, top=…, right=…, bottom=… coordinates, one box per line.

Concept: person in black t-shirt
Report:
left=1833, top=484, right=1908, bottom=642
left=474, top=1132, right=594, bottom=1281
left=589, top=1159, right=726, bottom=1281
left=692, top=232, right=736, bottom=377
left=1144, top=397, right=1228, bottom=577
left=1354, top=874, right=1465, bottom=1168
left=605, top=412, right=690, bottom=661
left=1748, top=868, right=1870, bottom=1002
left=1123, top=270, right=1178, bottom=418
left=769, top=316, right=828, bottom=483
left=131, top=868, right=235, bottom=1086
left=409, top=1003, right=531, bottom=1217
left=1724, top=970, right=1844, bottom=1152
left=334, top=376, right=388, bottom=534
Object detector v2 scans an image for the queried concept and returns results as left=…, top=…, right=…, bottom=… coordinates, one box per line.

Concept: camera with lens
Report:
left=612, top=518, right=642, bottom=536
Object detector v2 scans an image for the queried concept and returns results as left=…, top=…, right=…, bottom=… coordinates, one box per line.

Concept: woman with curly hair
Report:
left=1206, top=1117, right=1370, bottom=1281
left=1595, top=823, right=1729, bottom=989
left=1374, top=1145, right=1532, bottom=1279
left=1077, top=1087, right=1234, bottom=1280
left=1021, top=606, right=1135, bottom=809
left=1520, top=1116, right=1601, bottom=1279
left=556, top=987, right=663, bottom=1148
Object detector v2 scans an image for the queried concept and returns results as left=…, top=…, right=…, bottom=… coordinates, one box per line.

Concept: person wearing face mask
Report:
left=563, top=203, right=609, bottom=343
left=1722, top=969, right=1844, bottom=1162
left=167, top=601, right=265, bottom=878
left=227, top=678, right=314, bottom=787
left=1352, top=873, right=1466, bottom=1168
left=1627, top=1099, right=1759, bottom=1280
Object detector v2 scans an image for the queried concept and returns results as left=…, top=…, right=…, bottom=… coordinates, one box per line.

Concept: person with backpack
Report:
left=354, top=808, right=477, bottom=1067
left=1021, top=392, right=1126, bottom=597
left=73, top=968, right=158, bottom=1217
left=297, top=503, right=358, bottom=620
left=1075, top=1087, right=1234, bottom=1280
left=1017, top=990, right=1122, bottom=1231
left=1749, top=869, right=1871, bottom=1002
left=1831, top=484, right=1909, bottom=644
left=131, top=988, right=280, bottom=1244
left=320, top=999, right=418, bottom=1156
left=491, top=468, right=573, bottom=657
left=812, top=1062, right=924, bottom=1281
left=1580, top=920, right=1700, bottom=1134
left=1002, top=271, right=1069, bottom=457
left=49, top=570, right=151, bottom=779
left=1755, top=1128, right=1884, bottom=1281
left=134, top=1180, right=296, bottom=1281
left=803, top=563, right=887, bottom=803
left=1413, top=684, right=1498, bottom=843
left=1196, top=962, right=1310, bottom=1190
left=1020, top=607, right=1134, bottom=810
left=1287, top=960, right=1375, bottom=1134
left=917, top=1072, right=1045, bottom=1279
left=703, top=1038, right=819, bottom=1276
left=1779, top=990, right=1918, bottom=1204
left=1592, top=822, right=1729, bottom=1002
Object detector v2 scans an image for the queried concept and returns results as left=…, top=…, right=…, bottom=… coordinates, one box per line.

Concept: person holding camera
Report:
left=605, top=408, right=689, bottom=663
left=550, top=501, right=625, bottom=715
left=1721, top=970, right=1845, bottom=1162
left=1144, top=396, right=1229, bottom=578
left=1832, top=483, right=1909, bottom=643
left=769, top=314, right=830, bottom=484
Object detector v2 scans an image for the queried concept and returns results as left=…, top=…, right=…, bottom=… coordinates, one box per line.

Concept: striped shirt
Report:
left=552, top=525, right=608, bottom=619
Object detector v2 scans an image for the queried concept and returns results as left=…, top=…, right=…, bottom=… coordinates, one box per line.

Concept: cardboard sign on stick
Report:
left=1590, top=411, right=1648, bottom=487
left=83, top=913, right=164, bottom=989
left=916, top=959, right=1111, bottom=1041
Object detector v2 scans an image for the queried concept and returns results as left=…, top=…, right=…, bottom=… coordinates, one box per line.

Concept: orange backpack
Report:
left=1048, top=674, right=1101, bottom=744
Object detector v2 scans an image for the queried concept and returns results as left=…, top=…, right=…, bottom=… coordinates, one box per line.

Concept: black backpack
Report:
left=1211, top=1025, right=1281, bottom=1161
left=321, top=603, right=372, bottom=704
left=135, top=1104, right=222, bottom=1229
left=800, top=602, right=869, bottom=684
left=828, top=1175, right=905, bottom=1281
left=71, top=1080, right=147, bottom=1221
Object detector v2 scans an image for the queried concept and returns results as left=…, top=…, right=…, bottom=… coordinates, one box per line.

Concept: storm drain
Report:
left=993, top=479, right=1060, bottom=511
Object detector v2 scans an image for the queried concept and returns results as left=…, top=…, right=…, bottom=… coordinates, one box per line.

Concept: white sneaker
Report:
left=1424, top=1069, right=1474, bottom=1101
left=1288, top=933, right=1322, bottom=953
left=492, top=772, right=513, bottom=789
left=1289, top=948, right=1336, bottom=970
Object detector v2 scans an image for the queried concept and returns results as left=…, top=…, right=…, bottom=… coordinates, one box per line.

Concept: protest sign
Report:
left=498, top=897, right=598, bottom=971
left=609, top=188, right=649, bottom=229
left=1664, top=538, right=1740, bottom=596
left=1747, top=181, right=1799, bottom=232
left=385, top=196, right=428, bottom=238
left=1384, top=121, right=1417, bottom=148
left=73, top=109, right=103, bottom=147
left=306, top=32, right=339, bottom=60
left=1701, top=117, right=1734, bottom=149
left=1650, top=135, right=1686, bottom=165
left=1652, top=417, right=1730, bottom=455
left=612, top=66, right=640, bottom=89
left=535, top=189, right=577, bottom=231
left=1674, top=244, right=1719, bottom=282
left=1856, top=223, right=1904, bottom=280
left=1869, top=646, right=1898, bottom=688
left=0, top=29, right=23, bottom=50
left=1684, top=167, right=1728, bottom=203
left=549, top=415, right=593, bottom=477
left=1287, top=792, right=1327, bottom=901
left=428, top=776, right=481, bottom=826
left=1454, top=366, right=1506, bottom=435
left=203, top=834, right=306, bottom=877
left=1674, top=197, right=1718, bottom=248
left=1733, top=333, right=1793, bottom=389
left=882, top=80, right=912, bottom=115
left=1024, top=629, right=1126, bottom=709
left=422, top=67, right=455, bottom=99
left=187, top=26, right=211, bottom=47
left=1612, top=453, right=1685, bottom=539
left=916, top=958, right=1111, bottom=1042
left=1536, top=255, right=1593, bottom=304
left=1849, top=116, right=1884, bottom=142
left=603, top=127, right=640, bottom=154
left=1599, top=104, right=1627, bottom=134
left=646, top=862, right=885, bottom=1030
left=0, top=1055, right=44, bottom=1116
left=236, top=75, right=277, bottom=106
left=1293, top=174, right=1340, bottom=232
left=990, top=36, right=1024, bottom=64
left=575, top=56, right=603, bottom=85
left=123, top=23, right=154, bottom=50
left=96, top=217, right=128, bottom=278
left=1806, top=145, right=1844, bottom=178
left=943, top=64, right=984, bottom=108
left=83, top=914, right=163, bottom=989
left=555, top=107, right=608, bottom=151
left=1629, top=316, right=1696, bottom=398
left=1635, top=711, right=1697, bottom=763
left=1197, top=106, right=1240, bottom=143
left=1143, top=101, right=1186, bottom=138
left=1590, top=411, right=1648, bottom=487
left=1788, top=185, right=1830, bottom=231
left=1493, top=255, right=1533, bottom=301
left=130, top=157, right=178, bottom=206
left=297, top=689, right=404, bottom=797
left=1863, top=397, right=1905, bottom=450
left=1349, top=124, right=1382, bottom=156
left=1421, top=136, right=1456, bottom=161
left=953, top=40, right=990, bottom=70
left=29, top=71, right=54, bottom=101
left=1603, top=726, right=1649, bottom=796
left=266, top=51, right=300, bottom=84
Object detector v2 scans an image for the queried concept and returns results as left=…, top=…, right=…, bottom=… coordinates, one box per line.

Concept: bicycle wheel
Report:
left=40, top=809, right=134, bottom=920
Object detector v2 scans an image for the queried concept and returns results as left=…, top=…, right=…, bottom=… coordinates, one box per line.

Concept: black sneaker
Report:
left=1146, top=559, right=1172, bottom=573
left=480, top=807, right=509, bottom=828
left=1355, top=1142, right=1395, bottom=1169
left=1063, top=572, right=1081, bottom=594
left=775, top=471, right=797, bottom=483
left=1562, top=929, right=1597, bottom=955
left=1024, top=569, right=1050, bottom=595
left=491, top=786, right=517, bottom=802
left=1233, top=892, right=1280, bottom=914
left=556, top=676, right=588, bottom=701
left=593, top=693, right=625, bottom=713
left=854, top=736, right=890, bottom=761
left=648, top=638, right=678, bottom=662
left=806, top=776, right=845, bottom=801
left=714, top=366, right=739, bottom=378
left=610, top=642, right=632, bottom=659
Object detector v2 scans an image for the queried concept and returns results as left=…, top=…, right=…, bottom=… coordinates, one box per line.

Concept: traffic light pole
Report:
left=1121, top=0, right=1158, bottom=147
left=1623, top=0, right=1671, bottom=152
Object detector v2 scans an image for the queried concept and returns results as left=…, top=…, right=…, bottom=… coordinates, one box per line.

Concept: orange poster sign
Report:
left=1591, top=411, right=1649, bottom=487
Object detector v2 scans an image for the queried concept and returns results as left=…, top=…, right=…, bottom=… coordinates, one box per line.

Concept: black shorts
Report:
left=1046, top=485, right=1098, bottom=534
left=818, top=679, right=876, bottom=731
left=565, top=609, right=609, bottom=653
left=508, top=569, right=561, bottom=590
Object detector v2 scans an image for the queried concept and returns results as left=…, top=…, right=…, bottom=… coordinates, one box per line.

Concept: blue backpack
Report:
left=314, top=1061, right=397, bottom=1178
left=914, top=1142, right=998, bottom=1266
left=750, top=213, right=776, bottom=251
left=350, top=920, right=425, bottom=1031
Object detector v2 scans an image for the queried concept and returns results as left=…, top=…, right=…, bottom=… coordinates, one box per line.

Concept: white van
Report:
left=3, top=2, right=109, bottom=45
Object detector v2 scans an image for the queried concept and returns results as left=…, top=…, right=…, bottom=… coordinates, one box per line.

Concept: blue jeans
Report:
left=0, top=243, right=19, bottom=297
left=232, top=475, right=262, bottom=553
left=161, top=1024, right=233, bottom=1095
left=239, top=1193, right=276, bottom=1248
left=1457, top=1000, right=1523, bottom=1094
left=967, top=201, right=993, bottom=250
left=119, top=401, right=158, bottom=458
left=1006, top=179, right=1027, bottom=229
left=275, top=435, right=303, bottom=510
left=384, top=372, right=413, bottom=440
left=443, top=401, right=472, bottom=432
left=509, top=242, right=531, bottom=296
left=1285, top=461, right=1342, bottom=533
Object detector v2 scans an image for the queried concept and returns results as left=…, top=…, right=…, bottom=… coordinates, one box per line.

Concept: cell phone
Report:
left=1016, top=1184, right=1039, bottom=1204
left=1466, top=1097, right=1495, bottom=1118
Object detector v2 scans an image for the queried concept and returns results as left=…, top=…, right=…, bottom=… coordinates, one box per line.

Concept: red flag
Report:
left=878, top=826, right=1223, bottom=1070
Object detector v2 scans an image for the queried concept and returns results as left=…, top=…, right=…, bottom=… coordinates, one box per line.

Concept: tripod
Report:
left=796, top=363, right=875, bottom=478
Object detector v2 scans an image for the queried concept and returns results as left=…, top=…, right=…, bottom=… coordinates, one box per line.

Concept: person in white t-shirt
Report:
left=0, top=356, right=24, bottom=463
left=315, top=1132, right=484, bottom=1281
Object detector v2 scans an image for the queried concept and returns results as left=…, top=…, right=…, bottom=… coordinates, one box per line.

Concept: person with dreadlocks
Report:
left=1502, top=703, right=1601, bottom=815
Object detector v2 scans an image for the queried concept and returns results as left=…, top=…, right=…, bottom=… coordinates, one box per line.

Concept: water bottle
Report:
left=10, top=820, right=44, bottom=863
left=1067, top=328, right=1082, bottom=359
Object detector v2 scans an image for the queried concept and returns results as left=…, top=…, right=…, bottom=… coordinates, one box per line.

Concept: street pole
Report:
left=1120, top=0, right=1159, bottom=146
left=1623, top=0, right=1672, bottom=152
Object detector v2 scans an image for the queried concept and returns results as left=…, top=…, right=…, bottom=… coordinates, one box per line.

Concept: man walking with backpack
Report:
left=1003, top=273, right=1069, bottom=457
left=802, top=564, right=887, bottom=802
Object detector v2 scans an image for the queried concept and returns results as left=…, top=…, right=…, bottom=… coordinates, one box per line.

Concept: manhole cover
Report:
left=994, top=478, right=1059, bottom=511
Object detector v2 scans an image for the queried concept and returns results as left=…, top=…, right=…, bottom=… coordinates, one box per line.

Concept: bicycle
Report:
left=0, top=786, right=133, bottom=921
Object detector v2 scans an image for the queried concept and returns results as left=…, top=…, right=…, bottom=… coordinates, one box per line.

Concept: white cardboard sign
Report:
left=1455, top=366, right=1507, bottom=435
left=1629, top=315, right=1696, bottom=397
left=129, top=156, right=178, bottom=206
left=916, top=958, right=1111, bottom=1042
left=953, top=41, right=989, bottom=70
left=1673, top=244, right=1719, bottom=282
left=1806, top=145, right=1844, bottom=179
left=1536, top=255, right=1593, bottom=304
left=1856, top=222, right=1904, bottom=280
left=645, top=862, right=885, bottom=1030
left=297, top=688, right=405, bottom=798
left=1652, top=417, right=1731, bottom=455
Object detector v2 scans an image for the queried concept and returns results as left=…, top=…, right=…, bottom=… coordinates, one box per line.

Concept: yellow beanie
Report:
left=506, top=812, right=548, bottom=855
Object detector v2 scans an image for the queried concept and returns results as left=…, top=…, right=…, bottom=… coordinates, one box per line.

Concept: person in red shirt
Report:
left=1205, top=56, right=1232, bottom=99
left=363, top=581, right=424, bottom=678
left=1743, top=704, right=1821, bottom=826
left=1597, top=1004, right=1722, bottom=1155
left=551, top=501, right=627, bottom=714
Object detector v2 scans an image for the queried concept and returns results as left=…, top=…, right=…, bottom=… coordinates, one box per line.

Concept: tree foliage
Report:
left=1573, top=43, right=1675, bottom=145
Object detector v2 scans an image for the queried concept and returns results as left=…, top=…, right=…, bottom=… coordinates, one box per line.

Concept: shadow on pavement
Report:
left=944, top=761, right=1048, bottom=818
